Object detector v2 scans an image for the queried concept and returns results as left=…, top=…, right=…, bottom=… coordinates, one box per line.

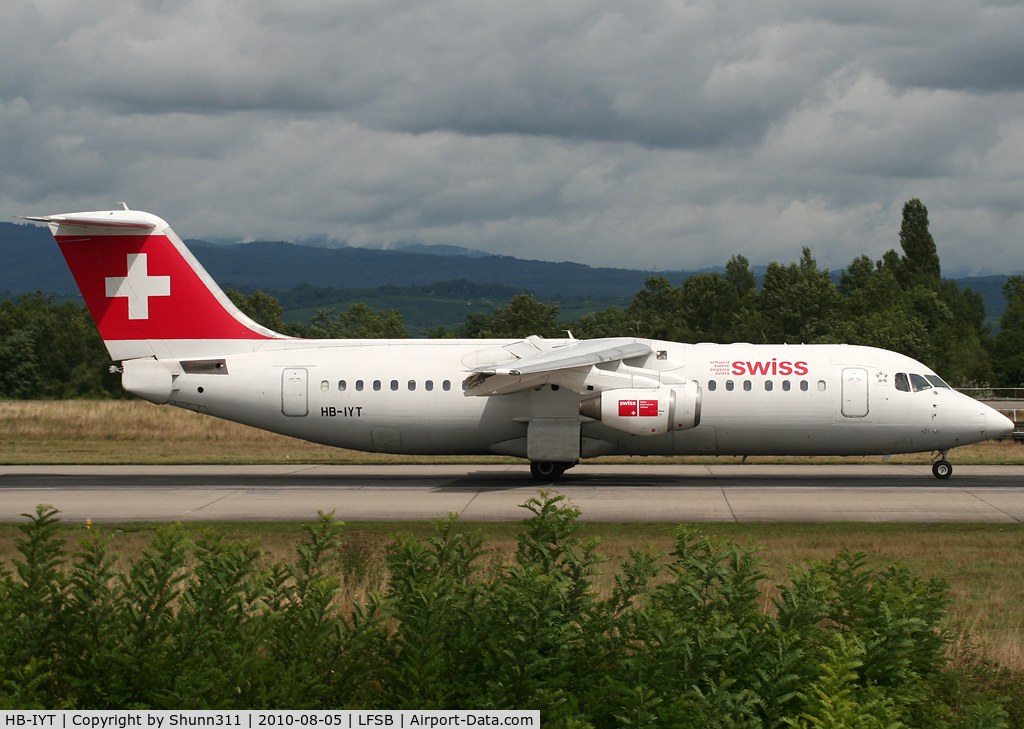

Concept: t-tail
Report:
left=24, top=207, right=287, bottom=362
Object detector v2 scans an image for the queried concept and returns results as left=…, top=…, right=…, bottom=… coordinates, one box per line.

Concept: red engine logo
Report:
left=618, top=399, right=659, bottom=417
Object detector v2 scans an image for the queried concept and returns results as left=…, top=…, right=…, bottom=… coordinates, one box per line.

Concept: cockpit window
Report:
left=910, top=373, right=931, bottom=392
left=925, top=375, right=951, bottom=389
left=895, top=373, right=910, bottom=392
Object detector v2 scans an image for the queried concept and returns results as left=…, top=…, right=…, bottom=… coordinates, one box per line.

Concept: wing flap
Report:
left=471, top=339, right=652, bottom=376
left=464, top=338, right=656, bottom=395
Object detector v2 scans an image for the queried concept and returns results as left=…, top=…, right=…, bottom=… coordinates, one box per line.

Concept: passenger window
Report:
left=708, top=380, right=716, bottom=392
left=443, top=380, right=452, bottom=391
left=800, top=380, right=808, bottom=391
left=895, top=373, right=910, bottom=392
left=373, top=380, right=381, bottom=391
left=765, top=380, right=773, bottom=392
left=925, top=375, right=950, bottom=389
left=782, top=380, right=791, bottom=391
left=391, top=380, right=399, bottom=391
left=408, top=380, right=416, bottom=391
left=726, top=380, right=734, bottom=391
left=338, top=380, right=347, bottom=391
left=817, top=380, right=826, bottom=391
left=320, top=380, right=329, bottom=392
left=425, top=380, right=434, bottom=391
left=356, top=380, right=364, bottom=392
left=910, top=374, right=931, bottom=392
left=743, top=380, right=751, bottom=391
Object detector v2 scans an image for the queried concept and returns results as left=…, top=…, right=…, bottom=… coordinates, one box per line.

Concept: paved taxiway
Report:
left=1, top=464, right=1023, bottom=523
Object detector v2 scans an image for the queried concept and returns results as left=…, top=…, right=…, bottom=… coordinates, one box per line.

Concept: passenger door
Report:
left=282, top=368, right=309, bottom=416
left=841, top=367, right=869, bottom=418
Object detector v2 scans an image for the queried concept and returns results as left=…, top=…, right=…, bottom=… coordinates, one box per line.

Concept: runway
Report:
left=2, top=463, right=1023, bottom=523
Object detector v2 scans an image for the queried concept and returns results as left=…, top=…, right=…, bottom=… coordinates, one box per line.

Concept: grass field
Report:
left=5, top=398, right=1024, bottom=465
left=1, top=516, right=1021, bottom=672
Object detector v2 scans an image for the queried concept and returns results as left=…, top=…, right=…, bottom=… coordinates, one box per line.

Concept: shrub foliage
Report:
left=0, top=496, right=1015, bottom=727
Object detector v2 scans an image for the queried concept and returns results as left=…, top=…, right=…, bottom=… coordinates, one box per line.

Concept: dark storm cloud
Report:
left=6, top=1, right=835, bottom=148
left=864, top=4, right=1024, bottom=92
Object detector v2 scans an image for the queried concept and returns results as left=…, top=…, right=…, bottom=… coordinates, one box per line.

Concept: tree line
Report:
left=422, top=199, right=1021, bottom=387
left=1, top=495, right=1018, bottom=724
left=4, top=198, right=1024, bottom=398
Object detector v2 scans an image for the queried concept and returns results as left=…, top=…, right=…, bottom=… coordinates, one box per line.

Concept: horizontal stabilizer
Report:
left=20, top=214, right=156, bottom=230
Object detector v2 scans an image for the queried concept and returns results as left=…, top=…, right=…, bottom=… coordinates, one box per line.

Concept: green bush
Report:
left=0, top=293, right=125, bottom=399
left=0, top=497, right=1013, bottom=727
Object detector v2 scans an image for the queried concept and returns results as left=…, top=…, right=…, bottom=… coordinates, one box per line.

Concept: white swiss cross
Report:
left=105, top=253, right=171, bottom=320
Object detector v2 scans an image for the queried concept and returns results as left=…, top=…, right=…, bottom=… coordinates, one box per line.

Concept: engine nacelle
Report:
left=122, top=358, right=177, bottom=405
left=579, top=383, right=702, bottom=436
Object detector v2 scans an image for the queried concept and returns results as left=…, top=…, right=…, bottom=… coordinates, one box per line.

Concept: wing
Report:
left=463, top=336, right=667, bottom=396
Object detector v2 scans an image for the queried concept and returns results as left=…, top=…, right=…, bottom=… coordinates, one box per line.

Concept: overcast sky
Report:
left=2, top=0, right=1023, bottom=274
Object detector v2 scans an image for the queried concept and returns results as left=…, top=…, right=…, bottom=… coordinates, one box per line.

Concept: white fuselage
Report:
left=124, top=338, right=1006, bottom=459
left=33, top=208, right=1009, bottom=471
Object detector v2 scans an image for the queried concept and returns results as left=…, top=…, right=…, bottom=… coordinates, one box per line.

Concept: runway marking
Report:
left=458, top=488, right=483, bottom=517
left=184, top=489, right=241, bottom=517
left=720, top=487, right=738, bottom=522
left=962, top=488, right=1023, bottom=524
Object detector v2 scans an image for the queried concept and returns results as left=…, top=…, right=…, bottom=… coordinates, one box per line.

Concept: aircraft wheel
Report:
left=530, top=461, right=568, bottom=481
left=932, top=460, right=953, bottom=479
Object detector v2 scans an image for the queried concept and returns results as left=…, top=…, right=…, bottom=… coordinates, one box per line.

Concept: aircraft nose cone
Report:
left=991, top=409, right=1016, bottom=439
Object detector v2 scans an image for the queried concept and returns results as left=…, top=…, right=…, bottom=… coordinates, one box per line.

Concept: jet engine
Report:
left=578, top=382, right=702, bottom=436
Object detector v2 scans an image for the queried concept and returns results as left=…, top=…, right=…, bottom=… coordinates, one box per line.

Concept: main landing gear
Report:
left=932, top=450, right=953, bottom=479
left=530, top=461, right=575, bottom=481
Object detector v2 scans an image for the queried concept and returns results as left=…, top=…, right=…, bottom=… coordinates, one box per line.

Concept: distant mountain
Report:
left=187, top=240, right=699, bottom=298
left=0, top=221, right=678, bottom=297
left=392, top=243, right=497, bottom=258
left=0, top=220, right=1015, bottom=320
left=0, top=221, right=79, bottom=294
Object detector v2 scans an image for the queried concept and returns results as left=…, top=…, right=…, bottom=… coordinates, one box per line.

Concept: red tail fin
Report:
left=24, top=209, right=283, bottom=360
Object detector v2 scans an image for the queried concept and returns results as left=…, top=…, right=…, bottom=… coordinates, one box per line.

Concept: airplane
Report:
left=23, top=206, right=1014, bottom=481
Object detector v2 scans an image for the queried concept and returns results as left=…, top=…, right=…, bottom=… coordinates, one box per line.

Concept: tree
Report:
left=724, top=254, right=757, bottom=299
left=227, top=289, right=288, bottom=333
left=993, top=276, right=1024, bottom=386
left=927, top=280, right=992, bottom=385
left=624, top=277, right=689, bottom=341
left=0, top=293, right=125, bottom=399
left=890, top=200, right=992, bottom=383
left=0, top=328, right=43, bottom=399
left=839, top=255, right=876, bottom=297
left=308, top=303, right=409, bottom=339
left=752, top=248, right=841, bottom=344
left=897, top=198, right=941, bottom=288
left=573, top=307, right=631, bottom=339
left=682, top=273, right=740, bottom=342
left=828, top=224, right=994, bottom=385
left=825, top=258, right=934, bottom=364
left=227, top=288, right=408, bottom=339
left=472, top=294, right=562, bottom=339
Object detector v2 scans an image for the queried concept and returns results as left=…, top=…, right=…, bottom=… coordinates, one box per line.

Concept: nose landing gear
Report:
left=932, top=450, right=953, bottom=479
